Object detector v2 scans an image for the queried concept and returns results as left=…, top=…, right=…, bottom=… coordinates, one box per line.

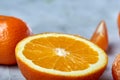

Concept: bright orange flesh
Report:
left=23, top=36, right=98, bottom=72
left=0, top=15, right=31, bottom=65
left=90, top=21, right=108, bottom=51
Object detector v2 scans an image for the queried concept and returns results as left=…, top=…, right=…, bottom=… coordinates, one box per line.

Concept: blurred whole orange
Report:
left=0, top=15, right=32, bottom=65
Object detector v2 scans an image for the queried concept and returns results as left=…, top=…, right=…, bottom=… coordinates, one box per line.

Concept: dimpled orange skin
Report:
left=112, top=54, right=120, bottom=80
left=0, top=15, right=32, bottom=65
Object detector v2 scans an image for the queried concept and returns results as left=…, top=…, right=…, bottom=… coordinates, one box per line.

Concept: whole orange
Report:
left=0, top=15, right=32, bottom=65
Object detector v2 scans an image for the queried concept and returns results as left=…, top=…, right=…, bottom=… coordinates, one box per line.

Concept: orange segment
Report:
left=15, top=33, right=108, bottom=80
left=90, top=21, right=108, bottom=51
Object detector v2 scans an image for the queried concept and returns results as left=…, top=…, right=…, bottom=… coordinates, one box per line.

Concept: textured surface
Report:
left=0, top=0, right=120, bottom=80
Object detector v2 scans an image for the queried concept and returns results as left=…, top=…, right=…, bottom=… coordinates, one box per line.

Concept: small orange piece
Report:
left=117, top=13, right=120, bottom=36
left=0, top=15, right=32, bottom=65
left=16, top=33, right=108, bottom=80
left=90, top=21, right=108, bottom=51
left=112, top=54, right=120, bottom=80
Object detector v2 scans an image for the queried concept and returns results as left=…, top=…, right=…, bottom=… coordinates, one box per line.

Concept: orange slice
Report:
left=15, top=33, right=108, bottom=80
left=90, top=21, right=108, bottom=51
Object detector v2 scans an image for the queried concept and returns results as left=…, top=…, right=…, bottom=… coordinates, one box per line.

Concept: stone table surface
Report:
left=0, top=0, right=120, bottom=80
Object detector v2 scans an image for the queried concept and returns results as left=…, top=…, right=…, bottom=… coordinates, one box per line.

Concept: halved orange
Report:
left=15, top=33, right=108, bottom=80
left=90, top=21, right=108, bottom=51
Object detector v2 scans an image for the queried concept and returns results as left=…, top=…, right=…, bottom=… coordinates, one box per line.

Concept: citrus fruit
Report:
left=90, top=21, right=108, bottom=51
left=118, top=13, right=120, bottom=36
left=112, top=54, right=120, bottom=80
left=15, top=33, right=108, bottom=80
left=0, top=15, right=32, bottom=65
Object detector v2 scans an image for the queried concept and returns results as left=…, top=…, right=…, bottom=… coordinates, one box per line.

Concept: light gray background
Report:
left=0, top=0, right=120, bottom=80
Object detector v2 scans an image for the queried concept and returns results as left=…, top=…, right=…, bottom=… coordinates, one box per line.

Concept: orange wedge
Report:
left=90, top=21, right=108, bottom=51
left=15, top=33, right=108, bottom=80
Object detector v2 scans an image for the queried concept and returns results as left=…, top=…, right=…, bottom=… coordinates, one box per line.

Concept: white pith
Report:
left=55, top=48, right=69, bottom=57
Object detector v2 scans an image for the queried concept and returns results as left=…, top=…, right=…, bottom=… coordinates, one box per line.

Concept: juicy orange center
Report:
left=23, top=36, right=98, bottom=72
left=55, top=48, right=70, bottom=57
